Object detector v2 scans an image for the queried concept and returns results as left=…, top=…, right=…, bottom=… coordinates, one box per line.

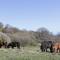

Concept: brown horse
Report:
left=52, top=42, right=60, bottom=53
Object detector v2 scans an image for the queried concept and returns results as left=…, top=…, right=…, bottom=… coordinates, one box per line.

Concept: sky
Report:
left=0, top=0, right=60, bottom=34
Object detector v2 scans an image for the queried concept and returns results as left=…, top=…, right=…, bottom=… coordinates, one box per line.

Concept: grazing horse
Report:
left=52, top=42, right=60, bottom=53
left=7, top=41, right=20, bottom=49
left=40, top=41, right=53, bottom=52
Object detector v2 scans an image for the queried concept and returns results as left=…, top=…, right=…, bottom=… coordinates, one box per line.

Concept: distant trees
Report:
left=55, top=33, right=60, bottom=42
left=35, top=27, right=55, bottom=43
left=0, top=22, right=59, bottom=47
left=12, top=31, right=37, bottom=47
left=0, top=22, right=4, bottom=32
left=3, top=24, right=20, bottom=33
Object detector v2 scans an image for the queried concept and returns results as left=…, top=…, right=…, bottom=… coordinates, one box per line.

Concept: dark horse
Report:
left=40, top=41, right=53, bottom=53
left=7, top=41, right=20, bottom=49
left=0, top=41, right=20, bottom=49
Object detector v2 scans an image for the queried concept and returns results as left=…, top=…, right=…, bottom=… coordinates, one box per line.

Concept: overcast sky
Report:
left=0, top=0, right=60, bottom=34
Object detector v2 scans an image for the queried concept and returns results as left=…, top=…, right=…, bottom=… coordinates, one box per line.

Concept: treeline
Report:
left=0, top=22, right=60, bottom=47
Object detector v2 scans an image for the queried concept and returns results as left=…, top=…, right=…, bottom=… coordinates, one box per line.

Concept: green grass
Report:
left=0, top=47, right=60, bottom=60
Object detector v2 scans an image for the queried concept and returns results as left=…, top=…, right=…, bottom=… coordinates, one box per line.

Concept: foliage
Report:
left=0, top=22, right=59, bottom=47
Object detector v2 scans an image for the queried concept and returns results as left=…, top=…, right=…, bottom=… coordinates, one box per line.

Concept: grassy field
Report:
left=0, top=46, right=60, bottom=60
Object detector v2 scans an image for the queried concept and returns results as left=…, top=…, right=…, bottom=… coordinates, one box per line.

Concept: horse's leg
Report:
left=58, top=48, right=60, bottom=53
left=54, top=48, right=57, bottom=53
left=56, top=48, right=59, bottom=53
left=50, top=48, right=53, bottom=53
left=43, top=48, right=45, bottom=52
left=58, top=45, right=60, bottom=53
left=45, top=48, right=47, bottom=52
